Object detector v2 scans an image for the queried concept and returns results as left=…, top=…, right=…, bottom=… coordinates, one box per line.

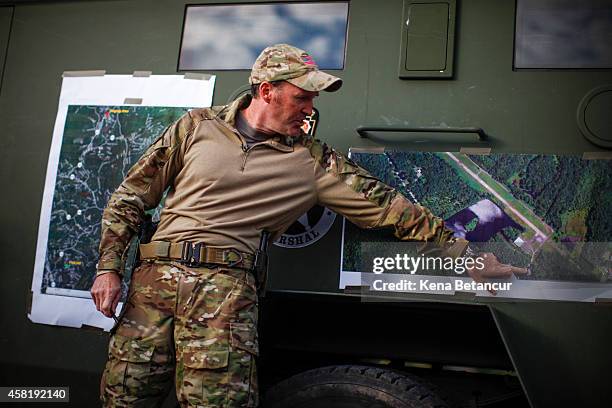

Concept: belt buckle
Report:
left=181, top=241, right=203, bottom=266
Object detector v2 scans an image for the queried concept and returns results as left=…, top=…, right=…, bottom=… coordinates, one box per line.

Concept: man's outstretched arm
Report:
left=309, top=140, right=526, bottom=285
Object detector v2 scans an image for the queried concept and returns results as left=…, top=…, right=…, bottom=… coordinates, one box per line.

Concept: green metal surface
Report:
left=490, top=302, right=612, bottom=408
left=577, top=85, right=612, bottom=148
left=399, top=0, right=455, bottom=77
left=405, top=2, right=448, bottom=70
left=0, top=1, right=610, bottom=407
left=0, top=6, right=13, bottom=93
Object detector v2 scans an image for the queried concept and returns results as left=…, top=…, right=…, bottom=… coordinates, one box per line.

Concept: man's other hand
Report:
left=468, top=252, right=528, bottom=295
left=91, top=272, right=121, bottom=318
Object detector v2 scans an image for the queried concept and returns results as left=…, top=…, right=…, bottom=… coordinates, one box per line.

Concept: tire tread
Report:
left=264, top=365, right=450, bottom=408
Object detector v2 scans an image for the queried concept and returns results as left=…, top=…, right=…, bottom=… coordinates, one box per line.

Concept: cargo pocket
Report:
left=182, top=346, right=229, bottom=370
left=230, top=322, right=259, bottom=356
left=228, top=322, right=259, bottom=407
left=110, top=334, right=158, bottom=360
left=179, top=345, right=231, bottom=407
left=104, top=334, right=173, bottom=401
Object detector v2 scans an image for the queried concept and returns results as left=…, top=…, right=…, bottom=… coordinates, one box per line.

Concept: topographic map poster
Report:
left=31, top=75, right=215, bottom=329
left=340, top=150, right=612, bottom=302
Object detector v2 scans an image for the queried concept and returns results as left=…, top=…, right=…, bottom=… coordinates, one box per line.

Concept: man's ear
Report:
left=260, top=82, right=273, bottom=104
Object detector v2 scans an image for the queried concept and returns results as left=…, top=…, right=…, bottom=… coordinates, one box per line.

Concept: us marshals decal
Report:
left=274, top=205, right=336, bottom=248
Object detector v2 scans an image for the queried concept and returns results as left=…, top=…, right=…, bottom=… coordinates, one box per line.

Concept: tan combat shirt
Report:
left=97, top=95, right=466, bottom=274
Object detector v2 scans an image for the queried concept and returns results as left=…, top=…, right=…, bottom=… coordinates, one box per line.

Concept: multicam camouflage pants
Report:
left=100, top=261, right=259, bottom=407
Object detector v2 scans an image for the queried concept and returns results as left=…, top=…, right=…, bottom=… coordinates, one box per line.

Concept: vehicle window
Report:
left=179, top=2, right=350, bottom=71
left=515, top=0, right=612, bottom=69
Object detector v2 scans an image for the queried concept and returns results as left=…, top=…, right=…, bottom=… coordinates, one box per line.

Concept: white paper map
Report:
left=43, top=105, right=189, bottom=296
left=31, top=75, right=215, bottom=329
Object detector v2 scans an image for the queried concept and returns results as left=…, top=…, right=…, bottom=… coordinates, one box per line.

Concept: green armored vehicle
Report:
left=1, top=1, right=610, bottom=407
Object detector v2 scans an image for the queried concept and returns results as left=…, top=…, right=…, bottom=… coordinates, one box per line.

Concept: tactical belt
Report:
left=139, top=241, right=255, bottom=270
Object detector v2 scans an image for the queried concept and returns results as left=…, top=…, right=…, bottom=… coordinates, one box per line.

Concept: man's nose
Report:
left=301, top=101, right=314, bottom=116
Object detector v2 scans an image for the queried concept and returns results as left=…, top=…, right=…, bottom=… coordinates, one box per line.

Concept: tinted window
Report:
left=179, top=2, right=349, bottom=70
left=515, top=0, right=612, bottom=69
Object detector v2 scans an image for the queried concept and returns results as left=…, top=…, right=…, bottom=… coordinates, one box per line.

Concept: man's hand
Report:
left=91, top=272, right=121, bottom=318
left=468, top=252, right=528, bottom=295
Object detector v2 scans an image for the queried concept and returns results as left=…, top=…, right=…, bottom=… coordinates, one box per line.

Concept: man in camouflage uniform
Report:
left=91, top=44, right=525, bottom=407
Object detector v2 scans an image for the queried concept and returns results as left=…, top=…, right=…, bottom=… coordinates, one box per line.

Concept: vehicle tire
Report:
left=263, top=365, right=449, bottom=408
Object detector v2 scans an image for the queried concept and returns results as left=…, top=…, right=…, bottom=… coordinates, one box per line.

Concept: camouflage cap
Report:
left=249, top=44, right=342, bottom=92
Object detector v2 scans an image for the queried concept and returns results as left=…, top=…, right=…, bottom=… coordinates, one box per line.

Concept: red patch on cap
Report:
left=301, top=53, right=316, bottom=66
